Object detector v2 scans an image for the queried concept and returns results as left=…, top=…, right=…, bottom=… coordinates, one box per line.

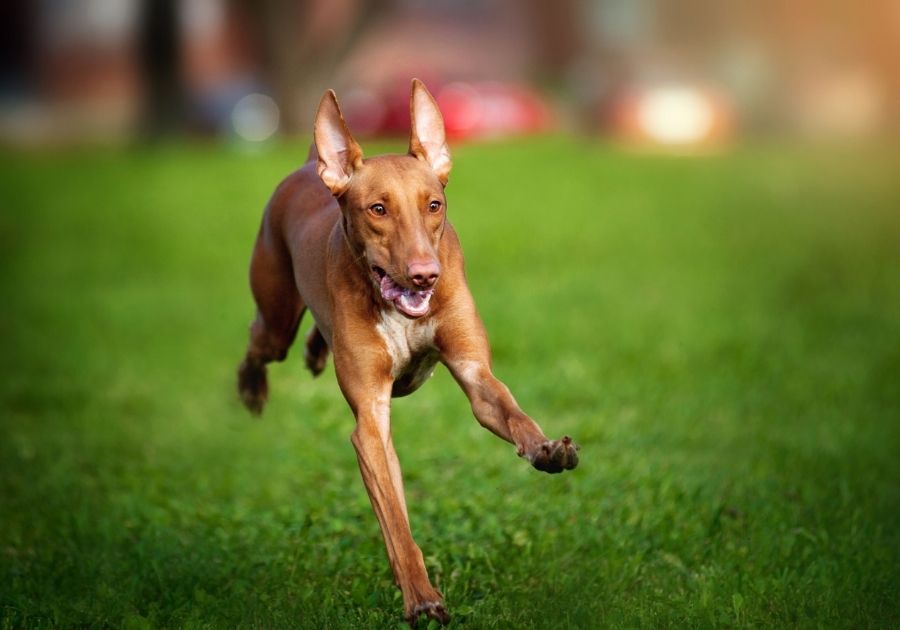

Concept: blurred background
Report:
left=2, top=0, right=899, bottom=148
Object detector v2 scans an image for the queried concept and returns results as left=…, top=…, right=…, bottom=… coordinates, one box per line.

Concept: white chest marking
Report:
left=375, top=309, right=437, bottom=378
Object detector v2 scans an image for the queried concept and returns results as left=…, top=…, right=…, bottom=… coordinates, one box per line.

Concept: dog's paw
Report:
left=304, top=327, right=329, bottom=377
left=237, top=359, right=267, bottom=415
left=526, top=436, right=579, bottom=474
left=406, top=600, right=450, bottom=628
left=304, top=346, right=328, bottom=377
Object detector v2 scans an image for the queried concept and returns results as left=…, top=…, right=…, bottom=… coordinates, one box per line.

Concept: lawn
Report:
left=1, top=138, right=899, bottom=628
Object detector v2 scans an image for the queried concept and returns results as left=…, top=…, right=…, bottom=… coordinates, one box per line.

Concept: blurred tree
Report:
left=0, top=0, right=35, bottom=97
left=525, top=0, right=583, bottom=89
left=240, top=0, right=389, bottom=134
left=139, top=0, right=184, bottom=138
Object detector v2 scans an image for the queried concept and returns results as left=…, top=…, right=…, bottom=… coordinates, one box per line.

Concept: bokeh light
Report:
left=635, top=87, right=716, bottom=145
left=230, top=92, right=279, bottom=142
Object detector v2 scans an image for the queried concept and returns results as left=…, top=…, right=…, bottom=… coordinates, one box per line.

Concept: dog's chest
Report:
left=375, top=310, right=438, bottom=396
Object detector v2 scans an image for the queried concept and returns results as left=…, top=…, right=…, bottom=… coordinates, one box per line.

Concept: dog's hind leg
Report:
left=238, top=237, right=305, bottom=414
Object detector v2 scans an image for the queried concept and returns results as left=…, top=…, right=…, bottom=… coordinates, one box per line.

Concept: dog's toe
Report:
left=407, top=600, right=450, bottom=627
left=529, top=436, right=579, bottom=473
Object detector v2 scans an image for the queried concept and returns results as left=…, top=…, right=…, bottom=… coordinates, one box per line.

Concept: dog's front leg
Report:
left=438, top=312, right=579, bottom=474
left=333, top=347, right=449, bottom=626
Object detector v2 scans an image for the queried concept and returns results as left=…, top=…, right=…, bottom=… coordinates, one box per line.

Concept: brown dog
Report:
left=237, top=79, right=578, bottom=625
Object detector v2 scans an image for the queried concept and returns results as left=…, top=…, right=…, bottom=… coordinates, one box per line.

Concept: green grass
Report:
left=1, top=138, right=899, bottom=628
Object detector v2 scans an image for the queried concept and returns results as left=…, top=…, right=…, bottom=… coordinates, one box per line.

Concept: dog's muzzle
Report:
left=372, top=267, right=434, bottom=318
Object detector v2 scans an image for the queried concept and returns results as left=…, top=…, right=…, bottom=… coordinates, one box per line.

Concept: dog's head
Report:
left=314, top=79, right=452, bottom=318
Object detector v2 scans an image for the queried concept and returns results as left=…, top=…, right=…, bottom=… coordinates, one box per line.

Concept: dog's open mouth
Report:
left=371, top=266, right=434, bottom=318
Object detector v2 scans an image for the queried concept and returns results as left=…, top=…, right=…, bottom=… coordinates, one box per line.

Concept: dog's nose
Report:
left=407, top=261, right=441, bottom=288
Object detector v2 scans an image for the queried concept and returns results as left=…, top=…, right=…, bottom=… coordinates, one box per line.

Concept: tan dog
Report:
left=237, top=79, right=578, bottom=626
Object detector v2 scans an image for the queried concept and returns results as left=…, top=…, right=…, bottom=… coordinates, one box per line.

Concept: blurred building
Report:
left=1, top=0, right=898, bottom=145
left=579, top=0, right=899, bottom=141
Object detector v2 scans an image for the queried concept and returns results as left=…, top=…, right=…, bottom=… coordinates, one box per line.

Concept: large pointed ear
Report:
left=314, top=89, right=363, bottom=197
left=408, top=78, right=452, bottom=185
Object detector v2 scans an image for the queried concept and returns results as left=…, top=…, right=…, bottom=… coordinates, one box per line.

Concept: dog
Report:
left=237, top=79, right=578, bottom=626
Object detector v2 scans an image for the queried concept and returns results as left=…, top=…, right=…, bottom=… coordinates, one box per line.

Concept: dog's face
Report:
left=315, top=80, right=452, bottom=318
left=340, top=155, right=447, bottom=317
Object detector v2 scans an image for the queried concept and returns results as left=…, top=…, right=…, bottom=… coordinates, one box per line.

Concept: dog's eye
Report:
left=369, top=203, right=387, bottom=217
left=428, top=200, right=442, bottom=213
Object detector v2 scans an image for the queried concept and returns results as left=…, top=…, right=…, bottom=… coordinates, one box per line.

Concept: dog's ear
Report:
left=314, top=89, right=363, bottom=197
left=408, top=79, right=452, bottom=186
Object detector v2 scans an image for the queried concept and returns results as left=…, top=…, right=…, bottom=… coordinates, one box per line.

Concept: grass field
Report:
left=1, top=138, right=899, bottom=628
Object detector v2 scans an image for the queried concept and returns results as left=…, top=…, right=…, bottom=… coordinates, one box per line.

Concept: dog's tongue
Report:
left=380, top=274, right=433, bottom=317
